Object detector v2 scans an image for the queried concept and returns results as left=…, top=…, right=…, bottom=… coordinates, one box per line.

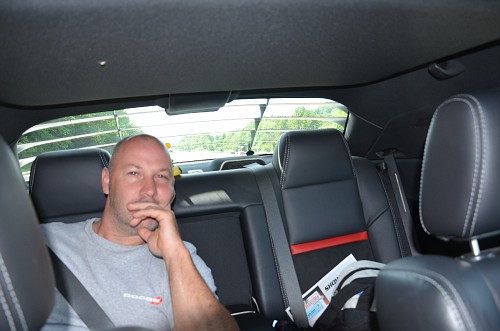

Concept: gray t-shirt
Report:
left=41, top=218, right=217, bottom=331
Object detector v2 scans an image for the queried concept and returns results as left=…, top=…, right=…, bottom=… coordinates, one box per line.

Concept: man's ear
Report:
left=102, top=167, right=110, bottom=195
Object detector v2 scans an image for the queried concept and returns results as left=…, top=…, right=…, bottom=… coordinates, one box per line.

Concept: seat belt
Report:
left=48, top=248, right=116, bottom=330
left=377, top=149, right=419, bottom=256
left=248, top=164, right=310, bottom=328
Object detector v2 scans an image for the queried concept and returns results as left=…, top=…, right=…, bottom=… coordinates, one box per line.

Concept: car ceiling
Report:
left=1, top=0, right=500, bottom=156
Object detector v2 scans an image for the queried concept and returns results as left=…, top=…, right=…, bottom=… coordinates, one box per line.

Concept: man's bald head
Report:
left=109, top=134, right=171, bottom=175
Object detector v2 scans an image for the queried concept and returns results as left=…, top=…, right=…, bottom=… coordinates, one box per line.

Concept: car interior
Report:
left=1, top=0, right=500, bottom=330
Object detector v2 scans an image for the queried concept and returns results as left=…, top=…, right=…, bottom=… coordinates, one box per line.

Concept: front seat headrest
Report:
left=420, top=90, right=500, bottom=240
left=29, top=148, right=111, bottom=223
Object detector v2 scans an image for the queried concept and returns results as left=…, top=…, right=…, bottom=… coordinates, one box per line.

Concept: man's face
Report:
left=102, top=137, right=175, bottom=235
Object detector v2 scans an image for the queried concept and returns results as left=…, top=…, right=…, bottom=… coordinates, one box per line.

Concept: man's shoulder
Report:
left=41, top=218, right=93, bottom=233
left=41, top=218, right=96, bottom=247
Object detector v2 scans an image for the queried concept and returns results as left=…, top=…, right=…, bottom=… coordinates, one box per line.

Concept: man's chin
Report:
left=134, top=218, right=159, bottom=231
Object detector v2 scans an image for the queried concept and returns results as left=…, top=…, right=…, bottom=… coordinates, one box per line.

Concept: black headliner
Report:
left=1, top=0, right=500, bottom=107
left=1, top=0, right=500, bottom=158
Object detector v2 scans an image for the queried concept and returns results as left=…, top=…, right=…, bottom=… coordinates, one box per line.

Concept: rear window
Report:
left=18, top=98, right=348, bottom=179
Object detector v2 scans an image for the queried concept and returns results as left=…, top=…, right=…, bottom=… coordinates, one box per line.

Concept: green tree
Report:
left=252, top=105, right=346, bottom=152
left=18, top=111, right=142, bottom=172
left=175, top=104, right=347, bottom=153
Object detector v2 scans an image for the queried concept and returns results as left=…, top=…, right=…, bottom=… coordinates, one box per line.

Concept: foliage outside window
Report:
left=18, top=98, right=348, bottom=179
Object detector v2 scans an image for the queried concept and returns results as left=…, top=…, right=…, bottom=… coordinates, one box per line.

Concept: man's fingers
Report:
left=137, top=227, right=163, bottom=257
left=128, top=201, right=172, bottom=211
left=127, top=202, right=175, bottom=226
left=127, top=201, right=181, bottom=257
left=137, top=227, right=153, bottom=242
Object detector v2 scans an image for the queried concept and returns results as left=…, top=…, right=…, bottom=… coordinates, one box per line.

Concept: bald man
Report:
left=42, top=134, right=238, bottom=331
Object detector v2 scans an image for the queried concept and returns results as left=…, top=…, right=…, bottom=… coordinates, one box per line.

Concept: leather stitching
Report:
left=448, top=96, right=481, bottom=237
left=268, top=234, right=289, bottom=309
left=0, top=281, right=16, bottom=330
left=455, top=95, right=480, bottom=237
left=383, top=268, right=476, bottom=331
left=280, top=135, right=290, bottom=189
left=338, top=130, right=357, bottom=179
left=378, top=172, right=406, bottom=256
left=98, top=149, right=109, bottom=168
left=0, top=252, right=28, bottom=331
left=419, top=96, right=482, bottom=238
left=463, top=95, right=486, bottom=237
left=29, top=157, right=39, bottom=193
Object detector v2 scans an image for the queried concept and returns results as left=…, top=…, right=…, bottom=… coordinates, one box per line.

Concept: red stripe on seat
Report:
left=290, top=231, right=369, bottom=255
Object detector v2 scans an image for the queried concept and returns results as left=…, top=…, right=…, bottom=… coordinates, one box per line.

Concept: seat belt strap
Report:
left=248, top=165, right=309, bottom=328
left=48, top=248, right=116, bottom=330
left=378, top=149, right=418, bottom=256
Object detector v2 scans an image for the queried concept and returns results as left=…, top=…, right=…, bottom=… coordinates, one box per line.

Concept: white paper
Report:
left=285, top=254, right=357, bottom=327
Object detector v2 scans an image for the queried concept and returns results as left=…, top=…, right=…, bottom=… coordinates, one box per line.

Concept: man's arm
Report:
left=163, top=243, right=237, bottom=330
left=129, top=202, right=239, bottom=331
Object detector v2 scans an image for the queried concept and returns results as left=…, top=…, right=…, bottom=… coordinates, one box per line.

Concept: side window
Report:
left=17, top=98, right=348, bottom=179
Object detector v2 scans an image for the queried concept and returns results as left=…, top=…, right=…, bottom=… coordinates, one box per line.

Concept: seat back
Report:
left=377, top=91, right=500, bottom=331
left=0, top=136, right=55, bottom=330
left=173, top=170, right=260, bottom=310
left=271, top=128, right=406, bottom=291
left=29, top=148, right=111, bottom=223
left=28, top=147, right=273, bottom=329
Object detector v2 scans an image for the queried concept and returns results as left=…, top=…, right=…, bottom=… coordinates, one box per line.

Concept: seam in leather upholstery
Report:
left=280, top=134, right=290, bottom=190
left=264, top=216, right=289, bottom=309
left=338, top=130, right=357, bottom=179
left=0, top=281, right=16, bottom=330
left=384, top=269, right=475, bottom=331
left=98, top=149, right=109, bottom=168
left=365, top=206, right=390, bottom=229
left=474, top=264, right=500, bottom=311
left=29, top=157, right=39, bottom=193
left=457, top=95, right=480, bottom=237
left=282, top=177, right=355, bottom=191
left=463, top=94, right=486, bottom=237
left=378, top=172, right=406, bottom=256
left=0, top=252, right=28, bottom=331
left=418, top=126, right=431, bottom=235
left=419, top=99, right=451, bottom=235
left=277, top=137, right=284, bottom=174
left=419, top=96, right=484, bottom=238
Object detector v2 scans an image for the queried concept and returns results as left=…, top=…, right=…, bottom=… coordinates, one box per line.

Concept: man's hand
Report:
left=127, top=201, right=239, bottom=330
left=127, top=202, right=185, bottom=261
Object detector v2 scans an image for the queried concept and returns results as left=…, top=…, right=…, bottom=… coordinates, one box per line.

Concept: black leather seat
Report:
left=29, top=148, right=111, bottom=223
left=29, top=147, right=274, bottom=330
left=270, top=128, right=410, bottom=292
left=0, top=136, right=55, bottom=330
left=376, top=91, right=500, bottom=331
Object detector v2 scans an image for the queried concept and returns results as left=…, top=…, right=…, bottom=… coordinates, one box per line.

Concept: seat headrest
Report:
left=420, top=90, right=500, bottom=240
left=272, top=129, right=355, bottom=189
left=0, top=136, right=55, bottom=329
left=29, top=148, right=111, bottom=223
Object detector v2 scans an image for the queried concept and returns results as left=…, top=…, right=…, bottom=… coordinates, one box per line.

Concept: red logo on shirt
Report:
left=123, top=293, right=163, bottom=306
left=151, top=296, right=163, bottom=306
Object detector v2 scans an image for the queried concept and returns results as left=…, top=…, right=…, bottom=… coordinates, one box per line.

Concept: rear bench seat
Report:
left=29, top=148, right=275, bottom=330
left=29, top=129, right=412, bottom=329
left=270, top=129, right=408, bottom=292
left=173, top=169, right=277, bottom=326
left=266, top=129, right=410, bottom=308
left=242, top=129, right=410, bottom=321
